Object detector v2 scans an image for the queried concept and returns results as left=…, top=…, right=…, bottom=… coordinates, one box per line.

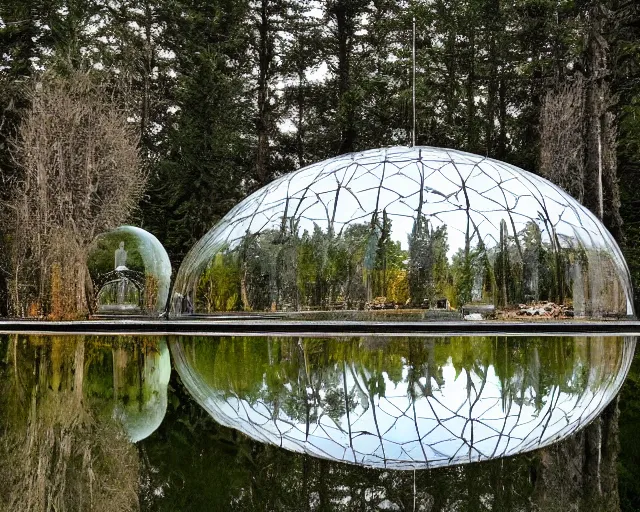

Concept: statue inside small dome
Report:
left=114, top=241, right=128, bottom=271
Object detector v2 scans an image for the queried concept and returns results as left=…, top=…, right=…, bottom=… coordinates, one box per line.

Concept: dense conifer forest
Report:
left=0, top=0, right=639, bottom=317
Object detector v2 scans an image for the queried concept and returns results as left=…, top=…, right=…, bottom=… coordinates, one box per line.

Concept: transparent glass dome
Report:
left=88, top=226, right=171, bottom=315
left=170, top=335, right=635, bottom=469
left=171, top=147, right=633, bottom=319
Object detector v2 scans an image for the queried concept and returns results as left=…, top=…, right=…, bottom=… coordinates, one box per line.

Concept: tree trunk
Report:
left=296, top=43, right=306, bottom=168
left=466, top=26, right=476, bottom=151
left=583, top=2, right=623, bottom=239
left=140, top=0, right=155, bottom=156
left=486, top=31, right=497, bottom=155
left=255, top=0, right=274, bottom=186
left=497, top=78, right=507, bottom=159
left=334, top=0, right=356, bottom=154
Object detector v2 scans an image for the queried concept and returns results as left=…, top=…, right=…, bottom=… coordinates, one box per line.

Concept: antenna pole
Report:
left=412, top=16, right=416, bottom=147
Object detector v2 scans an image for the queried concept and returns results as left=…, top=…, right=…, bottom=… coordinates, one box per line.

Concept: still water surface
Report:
left=0, top=334, right=637, bottom=511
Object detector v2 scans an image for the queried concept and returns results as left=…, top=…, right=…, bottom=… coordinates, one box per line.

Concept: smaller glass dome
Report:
left=171, top=146, right=633, bottom=320
left=88, top=226, right=171, bottom=315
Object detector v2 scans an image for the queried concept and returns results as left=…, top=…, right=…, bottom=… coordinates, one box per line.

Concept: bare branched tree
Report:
left=539, top=78, right=586, bottom=203
left=8, top=72, right=146, bottom=318
left=540, top=4, right=623, bottom=241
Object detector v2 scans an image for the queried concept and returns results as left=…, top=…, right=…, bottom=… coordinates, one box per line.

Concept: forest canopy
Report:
left=0, top=0, right=639, bottom=317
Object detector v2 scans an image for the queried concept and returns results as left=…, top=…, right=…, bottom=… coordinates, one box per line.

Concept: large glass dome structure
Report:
left=171, top=147, right=633, bottom=319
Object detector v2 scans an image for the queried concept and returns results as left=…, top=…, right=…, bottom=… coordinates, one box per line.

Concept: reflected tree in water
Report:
left=0, top=334, right=631, bottom=511
left=0, top=335, right=169, bottom=511
left=0, top=336, right=140, bottom=511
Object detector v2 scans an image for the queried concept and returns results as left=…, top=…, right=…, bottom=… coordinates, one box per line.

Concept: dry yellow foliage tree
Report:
left=9, top=72, right=146, bottom=318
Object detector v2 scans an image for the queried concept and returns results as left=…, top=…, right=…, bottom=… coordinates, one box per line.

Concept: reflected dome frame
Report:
left=170, top=335, right=636, bottom=470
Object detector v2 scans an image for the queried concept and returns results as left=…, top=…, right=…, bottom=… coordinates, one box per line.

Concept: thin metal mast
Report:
left=412, top=17, right=416, bottom=147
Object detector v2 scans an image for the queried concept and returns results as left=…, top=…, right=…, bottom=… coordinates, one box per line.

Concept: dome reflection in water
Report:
left=111, top=340, right=171, bottom=443
left=170, top=335, right=635, bottom=469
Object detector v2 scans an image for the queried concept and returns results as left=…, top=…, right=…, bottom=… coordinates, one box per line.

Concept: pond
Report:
left=0, top=333, right=638, bottom=511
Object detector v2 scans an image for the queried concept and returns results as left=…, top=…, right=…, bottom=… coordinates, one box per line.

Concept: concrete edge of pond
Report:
left=1, top=319, right=640, bottom=337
